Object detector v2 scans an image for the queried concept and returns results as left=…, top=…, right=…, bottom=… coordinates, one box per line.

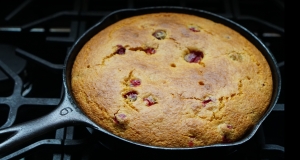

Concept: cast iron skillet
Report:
left=0, top=6, right=281, bottom=154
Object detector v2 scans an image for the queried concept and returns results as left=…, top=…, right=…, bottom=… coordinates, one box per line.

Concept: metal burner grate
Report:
left=0, top=58, right=60, bottom=128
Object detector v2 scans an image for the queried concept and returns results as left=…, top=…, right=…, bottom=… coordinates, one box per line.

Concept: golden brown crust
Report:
left=71, top=13, right=273, bottom=147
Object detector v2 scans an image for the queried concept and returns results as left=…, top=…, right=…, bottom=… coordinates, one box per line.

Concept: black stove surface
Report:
left=0, top=0, right=284, bottom=159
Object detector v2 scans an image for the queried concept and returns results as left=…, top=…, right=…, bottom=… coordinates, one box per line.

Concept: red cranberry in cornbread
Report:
left=130, top=79, right=141, bottom=87
left=123, top=91, right=138, bottom=102
left=115, top=45, right=126, bottom=54
left=145, top=48, right=156, bottom=54
left=184, top=51, right=204, bottom=63
left=144, top=95, right=157, bottom=106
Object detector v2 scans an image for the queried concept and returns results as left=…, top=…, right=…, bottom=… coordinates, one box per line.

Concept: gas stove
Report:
left=0, top=0, right=284, bottom=159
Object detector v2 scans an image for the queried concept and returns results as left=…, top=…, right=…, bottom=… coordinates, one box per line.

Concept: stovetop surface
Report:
left=0, top=0, right=284, bottom=159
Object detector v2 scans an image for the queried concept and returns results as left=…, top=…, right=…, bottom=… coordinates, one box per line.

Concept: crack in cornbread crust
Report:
left=71, top=13, right=273, bottom=147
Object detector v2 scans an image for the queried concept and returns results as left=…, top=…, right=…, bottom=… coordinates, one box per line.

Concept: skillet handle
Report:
left=0, top=95, right=93, bottom=154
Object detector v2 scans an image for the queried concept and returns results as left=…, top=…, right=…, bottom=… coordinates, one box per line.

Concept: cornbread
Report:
left=71, top=13, right=273, bottom=147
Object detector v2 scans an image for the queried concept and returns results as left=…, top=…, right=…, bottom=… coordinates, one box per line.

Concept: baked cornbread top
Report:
left=71, top=13, right=273, bottom=147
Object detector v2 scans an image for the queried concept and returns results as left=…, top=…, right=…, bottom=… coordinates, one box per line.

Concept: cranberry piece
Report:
left=145, top=48, right=156, bottom=54
left=144, top=96, right=157, bottom=106
left=227, top=125, right=233, bottom=129
left=222, top=135, right=230, bottom=143
left=189, top=27, right=200, bottom=32
left=202, top=99, right=212, bottom=107
left=152, top=30, right=166, bottom=40
left=118, top=113, right=126, bottom=119
left=188, top=140, right=194, bottom=147
left=113, top=113, right=126, bottom=124
left=130, top=79, right=141, bottom=87
left=113, top=116, right=119, bottom=124
left=123, top=91, right=138, bottom=101
left=115, top=45, right=126, bottom=55
left=184, top=51, right=204, bottom=63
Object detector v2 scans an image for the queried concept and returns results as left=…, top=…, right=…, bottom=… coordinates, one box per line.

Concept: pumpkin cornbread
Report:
left=71, top=13, right=273, bottom=147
